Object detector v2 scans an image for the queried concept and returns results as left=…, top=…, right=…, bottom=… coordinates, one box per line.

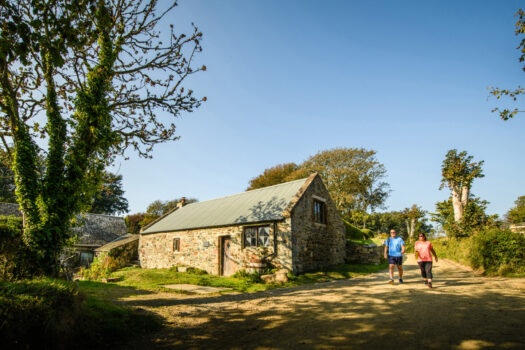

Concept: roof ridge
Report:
left=181, top=177, right=309, bottom=207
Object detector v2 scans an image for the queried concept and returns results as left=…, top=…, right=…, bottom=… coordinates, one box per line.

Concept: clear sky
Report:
left=115, top=0, right=525, bottom=219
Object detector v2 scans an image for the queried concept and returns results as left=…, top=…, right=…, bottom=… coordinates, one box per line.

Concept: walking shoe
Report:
left=399, top=279, right=403, bottom=284
left=428, top=282, right=432, bottom=288
left=388, top=279, right=394, bottom=285
left=424, top=280, right=428, bottom=285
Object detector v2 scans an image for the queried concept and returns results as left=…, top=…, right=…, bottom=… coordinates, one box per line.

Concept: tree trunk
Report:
left=410, top=218, right=416, bottom=239
left=452, top=187, right=463, bottom=223
left=461, top=185, right=469, bottom=207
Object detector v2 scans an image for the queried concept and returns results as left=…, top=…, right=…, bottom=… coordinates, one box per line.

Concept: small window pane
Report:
left=314, top=200, right=326, bottom=224
left=173, top=238, right=180, bottom=252
left=245, top=227, right=257, bottom=247
left=258, top=226, right=270, bottom=247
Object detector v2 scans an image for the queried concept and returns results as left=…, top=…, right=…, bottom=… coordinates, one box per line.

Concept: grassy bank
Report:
left=0, top=278, right=161, bottom=349
left=432, top=228, right=525, bottom=277
left=79, top=262, right=388, bottom=300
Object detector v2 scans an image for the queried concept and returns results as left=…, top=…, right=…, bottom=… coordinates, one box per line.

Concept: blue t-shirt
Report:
left=386, top=237, right=405, bottom=257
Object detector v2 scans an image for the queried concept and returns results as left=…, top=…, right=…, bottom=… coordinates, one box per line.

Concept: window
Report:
left=243, top=225, right=270, bottom=248
left=173, top=238, right=180, bottom=252
left=313, top=199, right=327, bottom=224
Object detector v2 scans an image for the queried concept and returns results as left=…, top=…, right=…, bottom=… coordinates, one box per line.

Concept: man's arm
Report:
left=401, top=244, right=406, bottom=255
left=384, top=241, right=389, bottom=259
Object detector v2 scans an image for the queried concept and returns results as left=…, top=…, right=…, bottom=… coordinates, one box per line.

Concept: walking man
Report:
left=384, top=229, right=405, bottom=284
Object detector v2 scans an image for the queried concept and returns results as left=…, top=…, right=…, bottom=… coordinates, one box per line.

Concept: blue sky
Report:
left=116, top=0, right=525, bottom=219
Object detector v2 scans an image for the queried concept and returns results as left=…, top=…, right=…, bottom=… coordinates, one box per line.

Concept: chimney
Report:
left=177, top=197, right=186, bottom=208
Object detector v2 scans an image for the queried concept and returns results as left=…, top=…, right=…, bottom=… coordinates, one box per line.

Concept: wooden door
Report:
left=221, top=236, right=236, bottom=276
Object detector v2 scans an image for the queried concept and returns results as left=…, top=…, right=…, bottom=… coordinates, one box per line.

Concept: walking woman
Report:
left=414, top=232, right=438, bottom=288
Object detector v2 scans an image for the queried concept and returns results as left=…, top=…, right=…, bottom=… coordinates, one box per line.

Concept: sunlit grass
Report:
left=78, top=262, right=388, bottom=299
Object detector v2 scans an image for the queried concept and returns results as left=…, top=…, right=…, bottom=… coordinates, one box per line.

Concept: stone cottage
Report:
left=139, top=173, right=346, bottom=275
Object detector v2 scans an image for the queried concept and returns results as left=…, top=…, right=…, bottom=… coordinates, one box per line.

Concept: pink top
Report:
left=415, top=241, right=434, bottom=262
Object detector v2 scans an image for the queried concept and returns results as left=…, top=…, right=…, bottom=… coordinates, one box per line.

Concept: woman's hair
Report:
left=418, top=232, right=427, bottom=240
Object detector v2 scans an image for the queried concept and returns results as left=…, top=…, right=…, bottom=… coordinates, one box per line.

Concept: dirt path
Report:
left=121, top=256, right=525, bottom=349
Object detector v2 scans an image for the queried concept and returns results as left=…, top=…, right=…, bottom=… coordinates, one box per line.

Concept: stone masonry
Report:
left=289, top=176, right=346, bottom=273
left=139, top=221, right=294, bottom=275
left=345, top=242, right=385, bottom=265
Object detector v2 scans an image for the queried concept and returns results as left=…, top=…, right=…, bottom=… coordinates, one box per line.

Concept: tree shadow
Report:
left=233, top=197, right=288, bottom=223
left=117, top=271, right=525, bottom=350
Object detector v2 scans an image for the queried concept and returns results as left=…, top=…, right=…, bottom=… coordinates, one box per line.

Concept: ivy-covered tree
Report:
left=90, top=172, right=129, bottom=215
left=0, top=0, right=205, bottom=275
left=489, top=9, right=525, bottom=120
left=440, top=150, right=484, bottom=226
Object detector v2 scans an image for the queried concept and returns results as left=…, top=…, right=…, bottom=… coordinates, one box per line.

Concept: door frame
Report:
left=218, top=235, right=231, bottom=276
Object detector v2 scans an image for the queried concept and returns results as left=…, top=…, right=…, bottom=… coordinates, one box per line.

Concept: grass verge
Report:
left=0, top=277, right=161, bottom=349
left=79, top=262, right=388, bottom=300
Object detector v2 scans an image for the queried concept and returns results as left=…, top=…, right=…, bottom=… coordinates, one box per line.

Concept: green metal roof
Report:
left=141, top=177, right=309, bottom=234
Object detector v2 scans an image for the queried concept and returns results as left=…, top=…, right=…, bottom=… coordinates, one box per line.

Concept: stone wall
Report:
left=345, top=242, right=385, bottom=265
left=290, top=176, right=346, bottom=273
left=139, top=221, right=293, bottom=275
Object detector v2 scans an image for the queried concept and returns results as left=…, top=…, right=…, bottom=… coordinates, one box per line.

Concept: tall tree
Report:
left=489, top=9, right=525, bottom=120
left=0, top=0, right=205, bottom=274
left=505, top=195, right=525, bottom=224
left=125, top=197, right=197, bottom=233
left=402, top=204, right=426, bottom=240
left=295, top=148, right=390, bottom=220
left=247, top=163, right=299, bottom=190
left=440, top=150, right=484, bottom=224
left=247, top=148, right=390, bottom=226
left=90, top=172, right=129, bottom=215
left=431, top=196, right=498, bottom=237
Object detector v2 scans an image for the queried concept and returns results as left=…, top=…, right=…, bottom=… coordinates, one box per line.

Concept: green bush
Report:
left=0, top=278, right=160, bottom=349
left=361, top=228, right=373, bottom=239
left=82, top=241, right=139, bottom=280
left=470, top=228, right=525, bottom=275
left=344, top=221, right=366, bottom=240
left=186, top=267, right=208, bottom=275
left=432, top=237, right=473, bottom=266
left=232, top=269, right=263, bottom=283
left=0, top=216, right=37, bottom=280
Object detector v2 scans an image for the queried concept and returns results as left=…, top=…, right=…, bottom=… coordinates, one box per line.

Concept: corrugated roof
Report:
left=142, top=177, right=310, bottom=234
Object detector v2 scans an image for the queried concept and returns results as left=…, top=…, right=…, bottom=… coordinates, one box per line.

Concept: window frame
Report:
left=313, top=199, right=327, bottom=224
left=173, top=237, right=181, bottom=253
left=243, top=225, right=271, bottom=248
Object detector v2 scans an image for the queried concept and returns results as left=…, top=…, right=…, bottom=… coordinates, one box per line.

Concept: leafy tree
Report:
left=247, top=163, right=299, bottom=190
left=126, top=197, right=198, bottom=234
left=90, top=173, right=129, bottom=215
left=402, top=204, right=426, bottom=240
left=506, top=195, right=525, bottom=224
left=124, top=213, right=145, bottom=235
left=440, top=150, right=484, bottom=226
left=248, top=148, right=390, bottom=225
left=0, top=0, right=205, bottom=275
left=298, top=148, right=390, bottom=218
left=0, top=148, right=16, bottom=203
left=431, top=196, right=499, bottom=237
left=489, top=9, right=525, bottom=120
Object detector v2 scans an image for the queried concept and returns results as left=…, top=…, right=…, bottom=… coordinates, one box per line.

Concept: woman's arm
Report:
left=431, top=247, right=438, bottom=262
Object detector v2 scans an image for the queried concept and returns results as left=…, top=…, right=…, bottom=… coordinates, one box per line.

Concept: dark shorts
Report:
left=388, top=256, right=403, bottom=265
